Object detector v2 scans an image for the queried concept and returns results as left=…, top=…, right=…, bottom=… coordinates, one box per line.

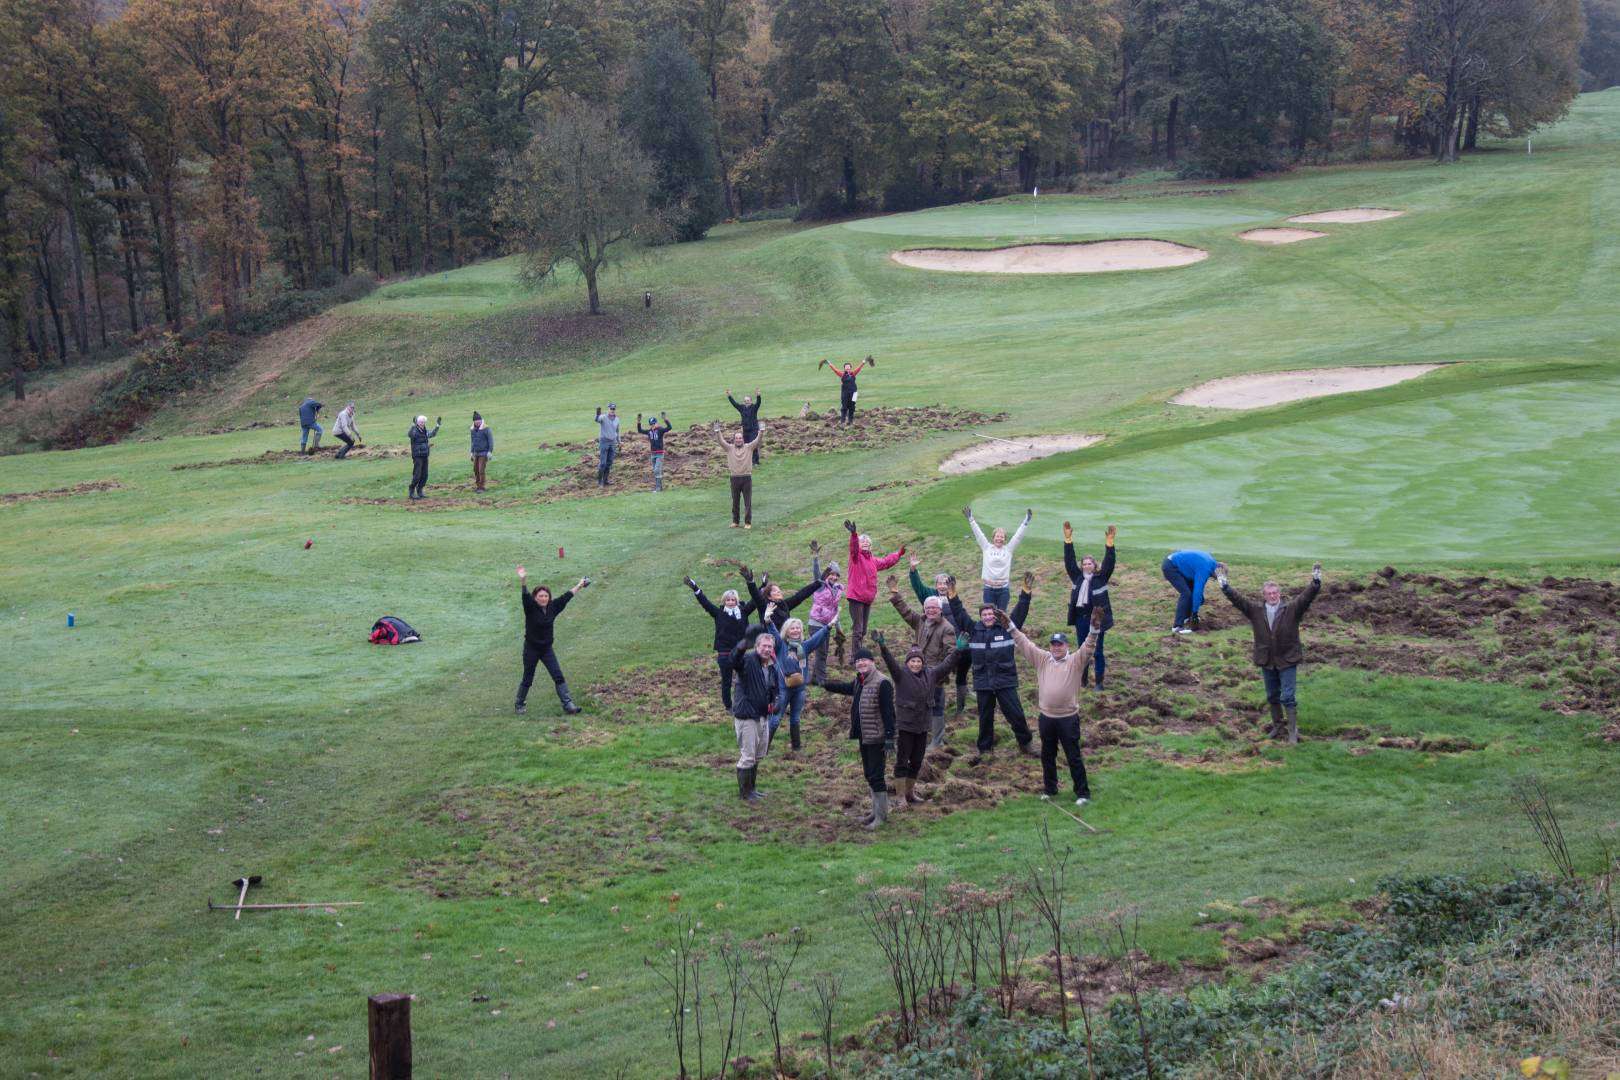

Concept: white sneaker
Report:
left=1039, top=793, right=1051, bottom=801
left=1075, top=797, right=1089, bottom=808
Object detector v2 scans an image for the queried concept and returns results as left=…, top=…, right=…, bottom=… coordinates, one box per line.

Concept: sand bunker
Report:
left=1171, top=364, right=1443, bottom=409
left=1239, top=227, right=1327, bottom=245
left=1286, top=208, right=1405, bottom=224
left=939, top=433, right=1103, bottom=474
left=891, top=240, right=1208, bottom=274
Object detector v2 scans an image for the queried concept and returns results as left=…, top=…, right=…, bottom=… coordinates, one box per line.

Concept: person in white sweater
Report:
left=963, top=505, right=1032, bottom=609
left=333, top=402, right=361, bottom=459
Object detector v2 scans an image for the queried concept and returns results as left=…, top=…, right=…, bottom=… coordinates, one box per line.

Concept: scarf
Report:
left=1077, top=572, right=1094, bottom=607
left=1265, top=602, right=1282, bottom=628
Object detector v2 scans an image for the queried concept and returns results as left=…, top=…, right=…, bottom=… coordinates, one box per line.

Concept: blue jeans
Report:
left=300, top=421, right=322, bottom=449
left=1262, top=666, right=1298, bottom=707
left=651, top=453, right=663, bottom=490
left=1073, top=627, right=1107, bottom=684
left=773, top=684, right=806, bottom=736
left=982, top=585, right=1011, bottom=611
left=1161, top=558, right=1194, bottom=628
left=597, top=441, right=617, bottom=485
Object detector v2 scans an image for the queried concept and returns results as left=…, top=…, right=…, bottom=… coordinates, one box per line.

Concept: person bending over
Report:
left=1011, top=609, right=1104, bottom=806
left=1064, top=522, right=1116, bottom=687
left=1219, top=561, right=1323, bottom=744
left=298, top=396, right=323, bottom=453
left=822, top=648, right=896, bottom=829
left=515, top=566, right=588, bottom=716
left=965, top=506, right=1032, bottom=610
left=333, top=402, right=361, bottom=459
left=1162, top=548, right=1218, bottom=633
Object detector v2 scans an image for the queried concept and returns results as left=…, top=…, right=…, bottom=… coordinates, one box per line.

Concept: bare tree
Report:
left=810, top=971, right=842, bottom=1074
left=645, top=915, right=703, bottom=1079
left=495, top=96, right=666, bottom=315
left=747, top=928, right=806, bottom=1076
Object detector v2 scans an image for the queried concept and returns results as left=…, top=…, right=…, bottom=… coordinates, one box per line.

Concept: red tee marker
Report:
left=305, top=539, right=314, bottom=549
left=558, top=546, right=565, bottom=559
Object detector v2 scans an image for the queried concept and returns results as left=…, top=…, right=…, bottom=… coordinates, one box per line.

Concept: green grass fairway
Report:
left=2, top=92, right=1618, bottom=1077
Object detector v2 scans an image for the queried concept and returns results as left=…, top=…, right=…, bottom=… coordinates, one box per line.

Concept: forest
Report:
left=0, top=0, right=1614, bottom=399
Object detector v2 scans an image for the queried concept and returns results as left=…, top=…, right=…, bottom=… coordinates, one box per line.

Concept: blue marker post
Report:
left=67, top=612, right=76, bottom=627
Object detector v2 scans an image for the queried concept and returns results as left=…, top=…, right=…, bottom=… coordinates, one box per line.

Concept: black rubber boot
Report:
left=789, top=723, right=801, bottom=751
left=514, top=699, right=526, bottom=716
left=557, top=682, right=582, bottom=715
left=745, top=766, right=763, bottom=802
left=1267, top=701, right=1285, bottom=739
left=737, top=768, right=749, bottom=800
left=954, top=686, right=967, bottom=716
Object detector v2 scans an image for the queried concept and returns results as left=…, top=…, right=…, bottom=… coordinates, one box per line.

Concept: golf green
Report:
left=954, top=377, right=1620, bottom=562
left=841, top=197, right=1276, bottom=238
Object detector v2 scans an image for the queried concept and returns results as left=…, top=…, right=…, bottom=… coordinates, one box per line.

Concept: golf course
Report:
left=2, top=88, right=1618, bottom=1077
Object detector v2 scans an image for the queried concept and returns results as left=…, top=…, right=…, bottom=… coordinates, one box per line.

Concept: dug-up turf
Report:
left=532, top=406, right=1004, bottom=502
left=172, top=444, right=408, bottom=470
left=0, top=478, right=123, bottom=505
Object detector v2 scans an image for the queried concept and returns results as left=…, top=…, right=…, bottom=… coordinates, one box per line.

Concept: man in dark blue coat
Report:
left=407, top=414, right=441, bottom=500
left=298, top=396, right=323, bottom=453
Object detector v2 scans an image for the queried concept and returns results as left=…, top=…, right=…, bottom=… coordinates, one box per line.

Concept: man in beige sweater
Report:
left=1008, top=607, right=1104, bottom=805
left=713, top=423, right=763, bottom=528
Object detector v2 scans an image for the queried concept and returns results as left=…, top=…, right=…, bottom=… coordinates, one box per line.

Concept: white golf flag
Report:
left=1033, top=186, right=1039, bottom=197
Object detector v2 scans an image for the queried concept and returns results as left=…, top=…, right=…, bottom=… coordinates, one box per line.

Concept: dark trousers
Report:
left=743, top=429, right=760, bottom=465
left=335, top=432, right=355, bottom=458
left=859, top=742, right=887, bottom=792
left=597, top=441, right=616, bottom=485
left=954, top=649, right=971, bottom=689
left=1074, top=627, right=1107, bottom=685
left=517, top=643, right=565, bottom=704
left=976, top=687, right=1032, bottom=752
left=729, top=476, right=753, bottom=524
left=410, top=455, right=429, bottom=495
left=1038, top=713, right=1089, bottom=798
left=1161, top=558, right=1194, bottom=628
left=840, top=398, right=856, bottom=424
left=848, top=600, right=871, bottom=651
left=716, top=651, right=737, bottom=711
left=472, top=455, right=488, bottom=490
left=894, top=730, right=927, bottom=779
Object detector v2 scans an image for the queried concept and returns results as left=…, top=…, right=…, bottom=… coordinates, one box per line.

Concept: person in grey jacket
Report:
left=469, top=412, right=493, bottom=491
left=298, top=396, right=323, bottom=453
left=407, top=414, right=441, bottom=500
left=594, top=404, right=620, bottom=487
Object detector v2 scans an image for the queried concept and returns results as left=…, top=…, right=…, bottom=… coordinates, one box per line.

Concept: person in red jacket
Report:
left=843, top=518, right=904, bottom=653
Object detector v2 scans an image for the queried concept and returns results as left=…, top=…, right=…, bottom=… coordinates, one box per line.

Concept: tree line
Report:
left=1, top=0, right=1609, bottom=396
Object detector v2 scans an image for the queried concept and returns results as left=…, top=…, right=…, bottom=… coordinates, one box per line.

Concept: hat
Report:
left=852, top=647, right=874, bottom=662
left=607, top=402, right=617, bottom=409
left=473, top=410, right=482, bottom=422
left=1049, top=632, right=1069, bottom=645
left=822, top=561, right=841, bottom=579
left=905, top=647, right=924, bottom=662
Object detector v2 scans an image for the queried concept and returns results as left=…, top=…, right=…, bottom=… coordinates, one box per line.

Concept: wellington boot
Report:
left=1285, top=705, right=1299, bottom=745
left=737, top=768, right=749, bottom=800
left=865, top=791, right=888, bottom=829
left=1267, top=701, right=1286, bottom=739
left=557, top=682, right=582, bottom=715
left=928, top=712, right=946, bottom=748
left=789, top=723, right=802, bottom=752
left=746, top=765, right=764, bottom=801
left=954, top=686, right=968, bottom=716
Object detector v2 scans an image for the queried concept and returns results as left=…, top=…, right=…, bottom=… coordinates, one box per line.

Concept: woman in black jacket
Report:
left=744, top=560, right=822, bottom=631
left=1063, top=523, right=1116, bottom=687
left=684, top=572, right=759, bottom=710
left=515, top=565, right=588, bottom=715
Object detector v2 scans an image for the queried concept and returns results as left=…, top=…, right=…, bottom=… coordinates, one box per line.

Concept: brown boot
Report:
left=907, top=779, right=929, bottom=805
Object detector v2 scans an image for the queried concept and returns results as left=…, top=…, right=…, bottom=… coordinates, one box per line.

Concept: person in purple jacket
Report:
left=803, top=540, right=843, bottom=686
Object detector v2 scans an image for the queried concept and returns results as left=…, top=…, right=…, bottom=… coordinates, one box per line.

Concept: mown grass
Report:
left=1, top=92, right=1618, bottom=1076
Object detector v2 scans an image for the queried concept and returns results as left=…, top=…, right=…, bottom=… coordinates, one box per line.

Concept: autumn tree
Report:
left=624, top=31, right=724, bottom=242
left=496, top=99, right=663, bottom=316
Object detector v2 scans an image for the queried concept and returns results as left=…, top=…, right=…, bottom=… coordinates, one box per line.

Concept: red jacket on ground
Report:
left=846, top=529, right=904, bottom=604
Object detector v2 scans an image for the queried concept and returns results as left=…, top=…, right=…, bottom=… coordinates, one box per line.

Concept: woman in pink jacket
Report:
left=844, top=518, right=904, bottom=653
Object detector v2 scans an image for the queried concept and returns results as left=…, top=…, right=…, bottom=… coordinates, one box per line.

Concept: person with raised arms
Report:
left=874, top=629, right=963, bottom=807
left=1063, top=522, right=1117, bottom=687
left=843, top=518, right=905, bottom=653
left=514, top=565, right=589, bottom=716
left=964, top=505, right=1032, bottom=611
left=945, top=572, right=1037, bottom=765
left=725, top=388, right=763, bottom=464
left=635, top=410, right=673, bottom=491
left=1218, top=561, right=1323, bottom=744
left=818, top=356, right=873, bottom=426
left=684, top=570, right=760, bottom=710
left=1010, top=607, right=1105, bottom=806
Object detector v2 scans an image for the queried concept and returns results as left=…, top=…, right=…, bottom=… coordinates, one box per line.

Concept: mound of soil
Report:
left=1239, top=227, right=1328, bottom=244
left=1, top=479, right=123, bottom=505
left=1171, top=364, right=1443, bottom=409
left=1287, top=207, right=1405, bottom=224
left=939, top=433, right=1103, bottom=474
left=891, top=240, right=1208, bottom=274
left=534, top=406, right=1003, bottom=501
left=172, top=445, right=408, bottom=470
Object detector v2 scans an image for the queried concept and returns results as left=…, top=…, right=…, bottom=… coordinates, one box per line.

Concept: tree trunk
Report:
left=842, top=155, right=858, bottom=211
left=1166, top=96, right=1180, bottom=164
left=65, top=206, right=90, bottom=354
left=1017, top=145, right=1037, bottom=192
left=371, top=105, right=383, bottom=277
left=86, top=220, right=109, bottom=347
left=36, top=248, right=67, bottom=364
left=1463, top=93, right=1481, bottom=150
left=112, top=174, right=142, bottom=334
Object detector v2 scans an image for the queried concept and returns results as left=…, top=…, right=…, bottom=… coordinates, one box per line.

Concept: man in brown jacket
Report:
left=713, top=423, right=763, bottom=529
left=1009, top=608, right=1104, bottom=805
left=887, top=575, right=958, bottom=746
left=1218, top=562, right=1322, bottom=743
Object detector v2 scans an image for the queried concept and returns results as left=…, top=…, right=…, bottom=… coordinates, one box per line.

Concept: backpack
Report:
left=369, top=616, right=421, bottom=645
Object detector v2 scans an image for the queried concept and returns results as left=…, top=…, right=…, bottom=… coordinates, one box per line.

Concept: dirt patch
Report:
left=0, top=478, right=123, bottom=505
left=891, top=240, right=1209, bottom=274
left=172, top=444, right=409, bottom=470
left=1287, top=207, right=1405, bottom=224
left=1171, top=364, right=1443, bottom=409
left=1375, top=735, right=1483, bottom=753
left=533, top=406, right=1002, bottom=501
left=213, top=313, right=341, bottom=414
left=939, top=434, right=1104, bottom=474
left=1238, top=227, right=1327, bottom=244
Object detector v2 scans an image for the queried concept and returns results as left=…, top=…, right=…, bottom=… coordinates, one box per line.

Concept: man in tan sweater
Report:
left=713, top=423, right=763, bottom=528
left=1009, top=607, right=1104, bottom=805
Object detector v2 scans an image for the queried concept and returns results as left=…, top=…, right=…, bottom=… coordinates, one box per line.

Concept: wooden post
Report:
left=368, top=993, right=412, bottom=1079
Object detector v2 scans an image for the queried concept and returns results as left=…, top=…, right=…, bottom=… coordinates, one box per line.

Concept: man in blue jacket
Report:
left=732, top=632, right=784, bottom=802
left=297, top=396, right=323, bottom=453
left=1162, top=549, right=1218, bottom=633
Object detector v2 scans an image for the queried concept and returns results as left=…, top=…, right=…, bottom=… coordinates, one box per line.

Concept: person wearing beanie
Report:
left=885, top=572, right=958, bottom=747
left=1010, top=609, right=1104, bottom=805
left=635, top=410, right=673, bottom=490
left=1218, top=561, right=1323, bottom=743
left=406, top=414, right=441, bottom=500
left=469, top=411, right=493, bottom=491
left=514, top=565, right=588, bottom=716
left=804, top=540, right=843, bottom=686
left=822, top=646, right=896, bottom=828
left=874, top=630, right=964, bottom=806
